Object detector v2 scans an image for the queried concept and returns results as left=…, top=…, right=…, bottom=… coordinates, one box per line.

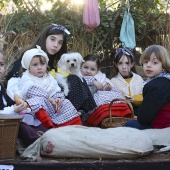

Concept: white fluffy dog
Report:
left=56, top=52, right=85, bottom=96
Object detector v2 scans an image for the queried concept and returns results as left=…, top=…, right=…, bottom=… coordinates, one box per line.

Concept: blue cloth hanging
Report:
left=120, top=10, right=136, bottom=50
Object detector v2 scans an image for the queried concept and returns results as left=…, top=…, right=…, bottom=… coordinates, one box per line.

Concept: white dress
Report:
left=7, top=71, right=79, bottom=126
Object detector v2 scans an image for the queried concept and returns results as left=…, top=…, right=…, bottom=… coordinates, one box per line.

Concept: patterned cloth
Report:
left=144, top=71, right=170, bottom=85
left=66, top=75, right=97, bottom=113
left=82, top=72, right=124, bottom=122
left=22, top=86, right=79, bottom=126
left=20, top=70, right=61, bottom=99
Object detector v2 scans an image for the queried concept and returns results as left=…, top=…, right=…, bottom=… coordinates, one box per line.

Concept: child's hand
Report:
left=103, top=83, right=112, bottom=91
left=14, top=101, right=27, bottom=113
left=54, top=98, right=62, bottom=112
left=93, top=80, right=103, bottom=90
left=125, top=95, right=134, bottom=103
left=48, top=98, right=62, bottom=113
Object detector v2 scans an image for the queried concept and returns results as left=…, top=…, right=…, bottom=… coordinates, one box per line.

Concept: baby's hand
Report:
left=103, top=82, right=112, bottom=91
left=14, top=101, right=27, bottom=113
left=93, top=80, right=103, bottom=90
left=48, top=98, right=62, bottom=113
left=55, top=98, right=62, bottom=112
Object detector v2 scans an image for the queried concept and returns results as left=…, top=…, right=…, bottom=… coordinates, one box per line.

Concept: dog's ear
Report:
left=58, top=54, right=66, bottom=67
left=76, top=53, right=85, bottom=63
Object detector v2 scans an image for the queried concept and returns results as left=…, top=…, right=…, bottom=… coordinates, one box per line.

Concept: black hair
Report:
left=83, top=54, right=101, bottom=70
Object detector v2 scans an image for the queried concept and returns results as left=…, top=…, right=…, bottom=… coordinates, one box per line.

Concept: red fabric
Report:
left=82, top=0, right=100, bottom=32
left=152, top=103, right=170, bottom=128
left=85, top=102, right=132, bottom=127
left=35, top=109, right=54, bottom=128
left=54, top=116, right=82, bottom=128
left=36, top=109, right=82, bottom=128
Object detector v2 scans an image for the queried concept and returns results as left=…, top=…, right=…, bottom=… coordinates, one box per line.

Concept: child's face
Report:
left=29, top=56, right=47, bottom=78
left=81, top=61, right=98, bottom=76
left=142, top=53, right=163, bottom=78
left=46, top=34, right=64, bottom=55
left=0, top=53, right=5, bottom=78
left=115, top=55, right=134, bottom=77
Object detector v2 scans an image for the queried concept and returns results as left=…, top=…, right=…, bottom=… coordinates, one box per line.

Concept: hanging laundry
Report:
left=82, top=0, right=100, bottom=32
left=120, top=0, right=136, bottom=49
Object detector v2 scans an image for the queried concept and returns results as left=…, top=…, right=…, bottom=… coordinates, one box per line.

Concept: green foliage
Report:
left=0, top=0, right=169, bottom=65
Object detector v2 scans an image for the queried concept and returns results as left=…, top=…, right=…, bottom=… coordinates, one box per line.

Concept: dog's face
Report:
left=58, top=52, right=84, bottom=74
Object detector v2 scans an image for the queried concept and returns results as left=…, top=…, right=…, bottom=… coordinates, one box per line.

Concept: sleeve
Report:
left=137, top=78, right=170, bottom=124
left=7, top=77, right=22, bottom=100
left=83, top=76, right=95, bottom=85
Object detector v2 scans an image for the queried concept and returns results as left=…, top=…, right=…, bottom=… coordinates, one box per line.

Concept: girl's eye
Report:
left=51, top=38, right=55, bottom=42
left=59, top=41, right=63, bottom=45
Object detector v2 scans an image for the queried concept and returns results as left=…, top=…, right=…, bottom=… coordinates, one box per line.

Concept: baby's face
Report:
left=0, top=53, right=5, bottom=78
left=29, top=56, right=47, bottom=78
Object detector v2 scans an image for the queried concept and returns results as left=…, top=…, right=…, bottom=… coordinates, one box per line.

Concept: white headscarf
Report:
left=21, top=45, right=49, bottom=69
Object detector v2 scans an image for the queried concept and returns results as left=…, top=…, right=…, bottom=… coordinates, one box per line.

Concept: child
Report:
left=80, top=54, right=133, bottom=127
left=0, top=50, right=26, bottom=114
left=110, top=47, right=144, bottom=115
left=6, top=24, right=96, bottom=115
left=125, top=45, right=170, bottom=129
left=7, top=45, right=82, bottom=146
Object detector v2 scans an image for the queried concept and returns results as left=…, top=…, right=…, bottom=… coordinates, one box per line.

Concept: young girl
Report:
left=80, top=54, right=133, bottom=127
left=10, top=45, right=82, bottom=128
left=110, top=47, right=144, bottom=115
left=125, top=45, right=170, bottom=129
left=0, top=50, right=26, bottom=114
left=6, top=24, right=96, bottom=114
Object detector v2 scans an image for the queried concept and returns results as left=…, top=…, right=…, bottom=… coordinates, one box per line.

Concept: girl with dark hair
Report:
left=6, top=24, right=96, bottom=146
left=80, top=54, right=132, bottom=127
left=110, top=48, right=144, bottom=115
left=7, top=24, right=96, bottom=113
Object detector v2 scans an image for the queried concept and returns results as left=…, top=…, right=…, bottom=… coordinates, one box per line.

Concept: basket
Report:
left=101, top=98, right=134, bottom=128
left=0, top=114, right=23, bottom=161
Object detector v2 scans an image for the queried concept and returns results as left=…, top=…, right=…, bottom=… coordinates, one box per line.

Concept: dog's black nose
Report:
left=71, top=63, right=75, bottom=67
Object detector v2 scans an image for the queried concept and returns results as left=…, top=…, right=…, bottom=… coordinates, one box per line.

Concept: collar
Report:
left=57, top=68, right=69, bottom=77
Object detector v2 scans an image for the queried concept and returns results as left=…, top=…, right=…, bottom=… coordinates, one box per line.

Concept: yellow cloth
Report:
left=57, top=68, right=69, bottom=77
left=125, top=78, right=143, bottom=106
left=133, top=94, right=143, bottom=106
left=49, top=69, right=56, bottom=78
left=125, top=78, right=132, bottom=96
